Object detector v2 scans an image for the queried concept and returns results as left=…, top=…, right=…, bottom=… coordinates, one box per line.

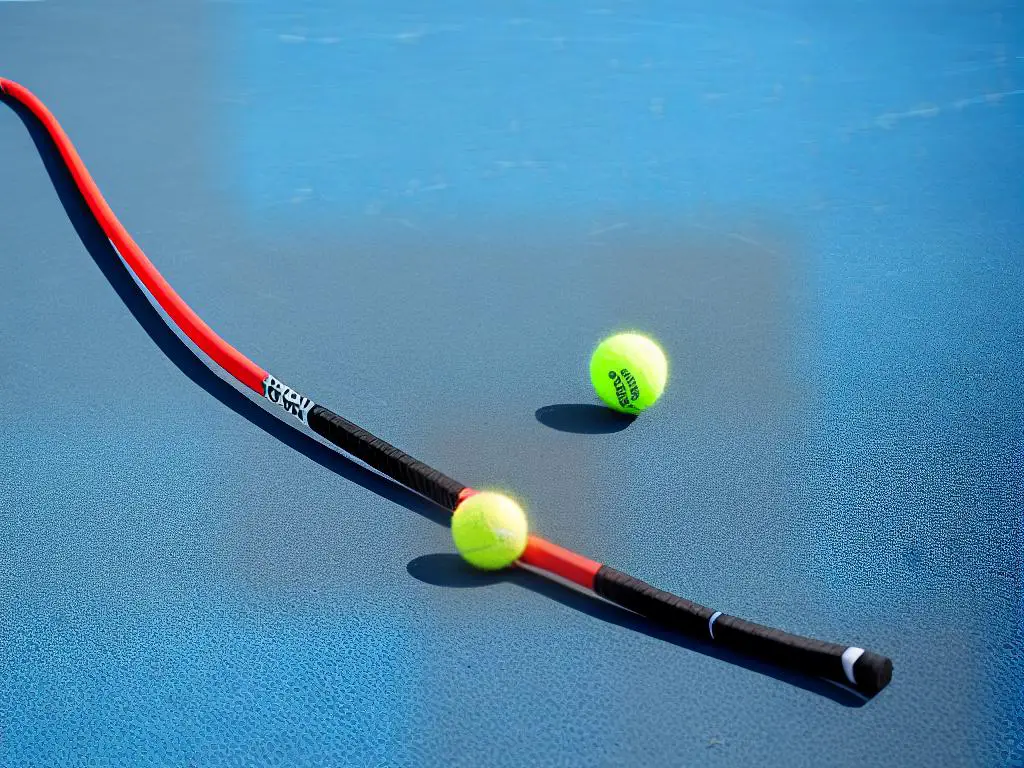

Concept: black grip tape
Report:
left=593, top=565, right=892, bottom=696
left=307, top=405, right=466, bottom=511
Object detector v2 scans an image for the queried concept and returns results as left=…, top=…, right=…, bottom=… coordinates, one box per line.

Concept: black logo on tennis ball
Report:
left=608, top=370, right=636, bottom=409
left=620, top=368, right=641, bottom=402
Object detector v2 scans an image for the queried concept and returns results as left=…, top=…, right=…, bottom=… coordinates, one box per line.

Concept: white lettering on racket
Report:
left=263, top=374, right=315, bottom=424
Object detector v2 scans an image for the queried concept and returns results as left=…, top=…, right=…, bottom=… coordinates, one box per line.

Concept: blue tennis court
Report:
left=2, top=2, right=1022, bottom=765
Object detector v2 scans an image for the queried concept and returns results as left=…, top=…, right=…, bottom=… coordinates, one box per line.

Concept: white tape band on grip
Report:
left=263, top=374, right=315, bottom=425
left=841, top=646, right=866, bottom=685
left=708, top=611, right=723, bottom=640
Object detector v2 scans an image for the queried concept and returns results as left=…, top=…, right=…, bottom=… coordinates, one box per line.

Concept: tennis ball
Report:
left=451, top=492, right=529, bottom=570
left=589, top=332, right=668, bottom=413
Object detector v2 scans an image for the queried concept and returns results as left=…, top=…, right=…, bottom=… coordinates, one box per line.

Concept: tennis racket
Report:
left=0, top=78, right=893, bottom=697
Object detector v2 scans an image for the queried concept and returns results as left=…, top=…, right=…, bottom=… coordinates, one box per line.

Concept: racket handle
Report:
left=593, top=565, right=893, bottom=696
left=307, top=403, right=466, bottom=511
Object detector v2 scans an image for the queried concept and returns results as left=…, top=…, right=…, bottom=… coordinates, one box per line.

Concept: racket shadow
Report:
left=407, top=553, right=868, bottom=707
left=3, top=94, right=450, bottom=532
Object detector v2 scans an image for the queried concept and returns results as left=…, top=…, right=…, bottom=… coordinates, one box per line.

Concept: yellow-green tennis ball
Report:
left=589, top=332, right=668, bottom=413
left=451, top=492, right=529, bottom=570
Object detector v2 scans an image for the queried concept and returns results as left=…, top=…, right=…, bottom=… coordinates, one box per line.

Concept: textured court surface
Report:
left=2, top=2, right=1023, bottom=766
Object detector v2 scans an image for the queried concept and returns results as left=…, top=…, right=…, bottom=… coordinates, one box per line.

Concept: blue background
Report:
left=1, top=1, right=1022, bottom=765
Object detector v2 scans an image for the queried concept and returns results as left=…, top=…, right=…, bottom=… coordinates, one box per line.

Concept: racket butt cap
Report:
left=854, top=651, right=893, bottom=696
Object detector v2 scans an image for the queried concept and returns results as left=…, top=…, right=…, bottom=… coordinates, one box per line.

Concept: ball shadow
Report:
left=406, top=551, right=505, bottom=588
left=535, top=403, right=636, bottom=434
